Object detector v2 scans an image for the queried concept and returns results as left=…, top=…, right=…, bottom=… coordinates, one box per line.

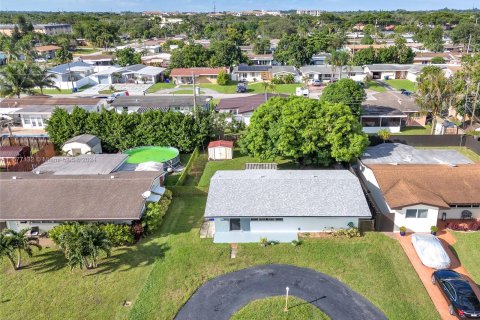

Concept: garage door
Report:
left=98, top=75, right=110, bottom=84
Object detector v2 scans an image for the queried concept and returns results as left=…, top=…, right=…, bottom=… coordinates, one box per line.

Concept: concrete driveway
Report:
left=175, top=264, right=387, bottom=320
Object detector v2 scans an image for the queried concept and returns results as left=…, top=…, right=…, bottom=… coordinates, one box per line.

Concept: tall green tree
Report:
left=415, top=66, right=454, bottom=134
left=115, top=47, right=141, bottom=67
left=32, top=65, right=60, bottom=95
left=352, top=47, right=376, bottom=65
left=274, top=35, right=311, bottom=67
left=55, top=47, right=73, bottom=64
left=253, top=38, right=270, bottom=54
left=2, top=229, right=41, bottom=270
left=320, top=79, right=366, bottom=116
left=0, top=61, right=36, bottom=98
left=326, top=50, right=350, bottom=79
left=170, top=44, right=211, bottom=68
left=208, top=40, right=246, bottom=67
left=0, top=233, right=16, bottom=271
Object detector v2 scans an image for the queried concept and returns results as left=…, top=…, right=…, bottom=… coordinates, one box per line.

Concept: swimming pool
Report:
left=123, top=146, right=180, bottom=166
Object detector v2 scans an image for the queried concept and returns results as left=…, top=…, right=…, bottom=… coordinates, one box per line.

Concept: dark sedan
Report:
left=432, top=270, right=480, bottom=318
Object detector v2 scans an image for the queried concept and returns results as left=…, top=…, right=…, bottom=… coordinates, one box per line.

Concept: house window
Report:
left=23, top=117, right=31, bottom=125
left=361, top=117, right=381, bottom=127
left=406, top=209, right=428, bottom=218
left=229, top=218, right=241, bottom=231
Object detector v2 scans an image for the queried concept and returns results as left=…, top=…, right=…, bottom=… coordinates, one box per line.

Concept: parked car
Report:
left=432, top=270, right=480, bottom=318
left=296, top=87, right=309, bottom=97
left=312, top=79, right=322, bottom=86
left=106, top=91, right=129, bottom=103
left=237, top=82, right=247, bottom=93
left=401, top=90, right=413, bottom=96
left=411, top=234, right=451, bottom=269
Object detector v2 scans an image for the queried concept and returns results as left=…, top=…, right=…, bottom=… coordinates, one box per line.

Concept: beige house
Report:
left=170, top=68, right=228, bottom=84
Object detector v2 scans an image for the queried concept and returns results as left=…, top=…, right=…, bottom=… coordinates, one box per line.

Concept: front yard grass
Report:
left=452, top=232, right=480, bottom=283
left=199, top=82, right=239, bottom=94
left=128, top=195, right=439, bottom=320
left=365, top=81, right=387, bottom=92
left=146, top=82, right=176, bottom=93
left=416, top=146, right=480, bottom=163
left=392, top=125, right=432, bottom=135
left=198, top=82, right=301, bottom=95
left=385, top=79, right=416, bottom=92
left=232, top=296, right=330, bottom=320
left=34, top=84, right=94, bottom=95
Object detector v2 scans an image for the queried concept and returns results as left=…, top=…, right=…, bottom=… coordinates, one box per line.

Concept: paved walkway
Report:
left=175, top=264, right=387, bottom=320
left=395, top=231, right=480, bottom=320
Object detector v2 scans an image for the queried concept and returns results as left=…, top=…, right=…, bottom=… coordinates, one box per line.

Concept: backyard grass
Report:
left=146, top=82, right=176, bottom=93
left=128, top=195, right=439, bottom=320
left=416, top=147, right=480, bottom=163
left=452, top=232, right=480, bottom=284
left=165, top=153, right=192, bottom=186
left=73, top=47, right=102, bottom=55
left=199, top=82, right=238, bottom=94
left=231, top=296, right=330, bottom=320
left=34, top=84, right=94, bottom=95
left=365, top=81, right=387, bottom=92
left=392, top=125, right=432, bottom=135
left=385, top=79, right=416, bottom=92
left=197, top=150, right=294, bottom=187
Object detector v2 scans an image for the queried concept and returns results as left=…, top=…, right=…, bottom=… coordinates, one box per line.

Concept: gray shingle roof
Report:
left=271, top=66, right=298, bottom=75
left=35, top=154, right=128, bottom=175
left=49, top=61, right=92, bottom=74
left=205, top=170, right=371, bottom=218
left=64, top=134, right=100, bottom=147
left=236, top=65, right=271, bottom=72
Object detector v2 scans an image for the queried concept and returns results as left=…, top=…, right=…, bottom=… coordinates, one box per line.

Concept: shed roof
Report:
left=0, top=146, right=29, bottom=158
left=208, top=140, right=234, bottom=148
left=0, top=171, right=161, bottom=221
left=64, top=134, right=100, bottom=147
left=35, top=45, right=62, bottom=52
left=369, top=164, right=480, bottom=208
left=205, top=170, right=371, bottom=218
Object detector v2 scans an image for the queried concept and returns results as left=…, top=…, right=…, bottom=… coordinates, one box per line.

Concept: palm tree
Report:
left=81, top=224, right=111, bottom=269
left=0, top=61, right=36, bottom=98
left=1, top=37, right=19, bottom=63
left=3, top=228, right=42, bottom=270
left=0, top=233, right=16, bottom=270
left=32, top=65, right=60, bottom=95
left=415, top=66, right=455, bottom=134
left=261, top=81, right=276, bottom=101
left=326, top=50, right=350, bottom=81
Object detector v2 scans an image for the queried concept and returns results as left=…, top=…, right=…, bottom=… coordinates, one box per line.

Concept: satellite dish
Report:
left=142, top=191, right=152, bottom=199
left=167, top=167, right=173, bottom=173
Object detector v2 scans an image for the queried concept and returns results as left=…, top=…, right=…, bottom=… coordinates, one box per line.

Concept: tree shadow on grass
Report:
left=27, top=250, right=67, bottom=274
left=87, top=241, right=170, bottom=276
left=289, top=296, right=327, bottom=310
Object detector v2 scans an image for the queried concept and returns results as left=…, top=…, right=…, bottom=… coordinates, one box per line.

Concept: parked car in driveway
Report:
left=412, top=234, right=451, bottom=269
left=312, top=79, right=322, bottom=86
left=432, top=269, right=480, bottom=318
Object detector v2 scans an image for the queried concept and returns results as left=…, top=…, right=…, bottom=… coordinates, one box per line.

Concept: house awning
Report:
left=151, top=185, right=165, bottom=195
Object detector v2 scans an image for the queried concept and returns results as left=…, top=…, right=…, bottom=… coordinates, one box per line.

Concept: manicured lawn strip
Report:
left=385, top=79, right=416, bottom=92
left=146, top=82, right=176, bottom=93
left=34, top=84, right=94, bottom=95
left=248, top=83, right=301, bottom=94
left=73, top=47, right=102, bottom=55
left=392, top=125, right=432, bottom=135
left=128, top=195, right=439, bottom=320
left=164, top=153, right=192, bottom=186
left=197, top=150, right=294, bottom=187
left=232, top=296, right=330, bottom=320
left=171, top=89, right=205, bottom=95
left=199, top=83, right=238, bottom=94
left=452, top=232, right=480, bottom=283
left=183, top=152, right=208, bottom=186
left=0, top=231, right=167, bottom=320
left=416, top=146, right=480, bottom=162
left=365, top=81, right=387, bottom=92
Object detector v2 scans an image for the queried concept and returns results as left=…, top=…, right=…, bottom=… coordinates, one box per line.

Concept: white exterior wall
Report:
left=379, top=71, right=396, bottom=79
left=362, top=125, right=401, bottom=134
left=21, top=114, right=48, bottom=129
left=440, top=208, right=480, bottom=219
left=232, top=72, right=263, bottom=82
left=393, top=205, right=439, bottom=233
left=62, top=142, right=101, bottom=155
left=6, top=220, right=133, bottom=233
left=56, top=77, right=92, bottom=90
left=406, top=72, right=418, bottom=83
left=208, top=146, right=233, bottom=160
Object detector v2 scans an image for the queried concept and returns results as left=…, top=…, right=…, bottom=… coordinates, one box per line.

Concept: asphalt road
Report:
left=175, top=264, right=387, bottom=320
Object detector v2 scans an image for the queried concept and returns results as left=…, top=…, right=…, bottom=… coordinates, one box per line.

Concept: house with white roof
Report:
left=48, top=61, right=95, bottom=90
left=205, top=170, right=372, bottom=243
left=299, top=65, right=366, bottom=83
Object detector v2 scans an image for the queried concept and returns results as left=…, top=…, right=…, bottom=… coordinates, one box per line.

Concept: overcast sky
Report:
left=2, top=0, right=479, bottom=12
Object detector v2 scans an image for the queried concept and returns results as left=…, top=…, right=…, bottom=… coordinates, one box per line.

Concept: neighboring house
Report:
left=0, top=170, right=165, bottom=233
left=110, top=96, right=211, bottom=114
left=299, top=65, right=366, bottom=83
left=34, top=45, right=62, bottom=60
left=413, top=52, right=463, bottom=65
left=205, top=170, right=372, bottom=243
left=215, top=93, right=287, bottom=125
left=48, top=61, right=95, bottom=90
left=357, top=163, right=480, bottom=233
left=0, top=23, right=72, bottom=36
left=79, top=54, right=115, bottom=72
left=170, top=68, right=227, bottom=84
left=142, top=40, right=162, bottom=53
left=271, top=66, right=301, bottom=82
left=364, top=64, right=412, bottom=80
left=231, top=65, right=272, bottom=82
left=0, top=146, right=30, bottom=169
left=310, top=53, right=331, bottom=65
left=248, top=54, right=276, bottom=66
left=62, top=134, right=102, bottom=156
left=208, top=140, right=234, bottom=160
left=120, top=64, right=166, bottom=84
left=361, top=91, right=425, bottom=134
left=0, top=97, right=104, bottom=130
left=141, top=53, right=171, bottom=67
left=88, top=66, right=124, bottom=85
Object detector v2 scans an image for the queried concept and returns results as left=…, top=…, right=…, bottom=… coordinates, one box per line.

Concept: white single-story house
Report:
left=364, top=64, right=411, bottom=80
left=271, top=66, right=301, bottom=82
left=208, top=140, right=233, bottom=160
left=48, top=61, right=95, bottom=90
left=299, top=65, right=366, bottom=83
left=310, top=53, right=330, bottom=65
left=248, top=54, right=276, bottom=66
left=79, top=54, right=115, bottom=72
left=62, top=134, right=102, bottom=156
left=231, top=65, right=272, bottom=82
left=205, top=170, right=372, bottom=243
left=170, top=68, right=227, bottom=84
left=120, top=64, right=166, bottom=84
left=215, top=93, right=287, bottom=125
left=358, top=163, right=480, bottom=233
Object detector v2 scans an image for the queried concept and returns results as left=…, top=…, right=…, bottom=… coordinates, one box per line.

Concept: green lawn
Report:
left=34, top=84, right=94, bottom=95
left=199, top=82, right=239, bottom=94
left=385, top=79, right=416, bottom=92
left=165, top=153, right=193, bottom=186
left=416, top=147, right=480, bottom=163
left=198, top=150, right=294, bottom=187
left=365, top=81, right=387, bottom=92
left=146, top=82, right=176, bottom=93
left=171, top=89, right=206, bottom=95
left=73, top=47, right=102, bottom=55
left=392, top=125, right=432, bottom=135
left=198, top=82, right=301, bottom=95
left=128, top=195, right=439, bottom=320
left=452, top=232, right=480, bottom=284
left=232, top=296, right=330, bottom=320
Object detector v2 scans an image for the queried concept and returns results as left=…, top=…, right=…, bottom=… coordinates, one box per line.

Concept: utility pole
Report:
left=192, top=72, right=197, bottom=115
left=471, top=81, right=480, bottom=127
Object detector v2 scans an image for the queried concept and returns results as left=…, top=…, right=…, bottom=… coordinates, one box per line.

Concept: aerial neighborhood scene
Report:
left=2, top=0, right=480, bottom=319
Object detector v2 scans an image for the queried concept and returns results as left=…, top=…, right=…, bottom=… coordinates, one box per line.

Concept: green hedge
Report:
left=175, top=147, right=199, bottom=186
left=141, top=190, right=173, bottom=233
left=167, top=186, right=208, bottom=196
left=48, top=223, right=134, bottom=247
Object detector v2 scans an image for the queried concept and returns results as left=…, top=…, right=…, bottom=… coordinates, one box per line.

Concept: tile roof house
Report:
left=357, top=163, right=480, bottom=233
left=34, top=45, right=62, bottom=60
left=205, top=170, right=372, bottom=243
left=0, top=171, right=165, bottom=233
left=170, top=68, right=227, bottom=84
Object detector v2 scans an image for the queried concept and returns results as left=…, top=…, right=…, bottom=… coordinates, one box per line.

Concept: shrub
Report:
left=283, top=74, right=295, bottom=84
left=131, top=221, right=144, bottom=240
left=399, top=226, right=407, bottom=233
left=141, top=190, right=173, bottom=234
left=271, top=76, right=285, bottom=84
left=260, top=237, right=268, bottom=247
left=430, top=226, right=438, bottom=233
left=217, top=71, right=230, bottom=85
left=291, top=240, right=303, bottom=246
left=377, top=129, right=391, bottom=143
left=333, top=227, right=361, bottom=238
left=49, top=223, right=77, bottom=245
left=100, top=224, right=134, bottom=246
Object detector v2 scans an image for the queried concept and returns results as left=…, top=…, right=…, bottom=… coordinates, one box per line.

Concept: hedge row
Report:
left=175, top=147, right=199, bottom=186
